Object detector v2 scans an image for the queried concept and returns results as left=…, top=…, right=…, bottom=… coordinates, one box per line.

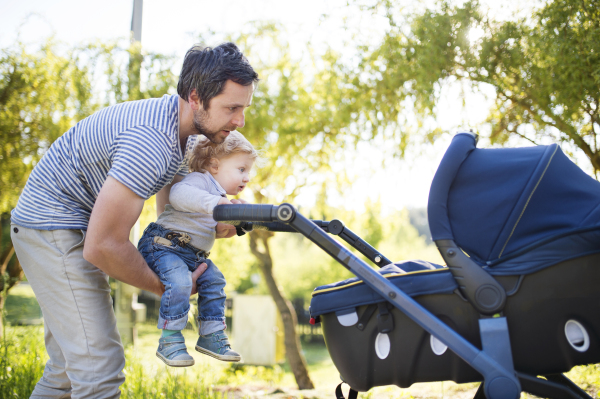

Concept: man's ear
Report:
left=189, top=89, right=203, bottom=111
left=208, top=158, right=219, bottom=175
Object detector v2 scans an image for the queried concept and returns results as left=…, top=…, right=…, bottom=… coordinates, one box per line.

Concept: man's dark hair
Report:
left=177, top=42, right=259, bottom=110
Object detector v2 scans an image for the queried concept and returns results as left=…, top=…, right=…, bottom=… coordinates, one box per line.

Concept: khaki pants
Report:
left=11, top=225, right=125, bottom=399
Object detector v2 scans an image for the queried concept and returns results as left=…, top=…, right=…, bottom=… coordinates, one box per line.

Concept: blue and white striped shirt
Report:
left=11, top=94, right=198, bottom=230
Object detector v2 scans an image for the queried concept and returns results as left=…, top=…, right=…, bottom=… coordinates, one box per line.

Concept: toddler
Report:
left=138, top=131, right=257, bottom=367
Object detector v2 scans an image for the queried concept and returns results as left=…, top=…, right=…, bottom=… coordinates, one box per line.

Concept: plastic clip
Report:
left=377, top=302, right=394, bottom=334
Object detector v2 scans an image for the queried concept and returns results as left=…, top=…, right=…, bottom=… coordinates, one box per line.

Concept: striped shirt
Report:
left=11, top=94, right=198, bottom=230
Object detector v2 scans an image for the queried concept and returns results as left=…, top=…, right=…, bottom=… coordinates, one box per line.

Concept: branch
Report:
left=505, top=125, right=540, bottom=146
left=0, top=245, right=14, bottom=276
left=248, top=230, right=274, bottom=271
left=499, top=90, right=595, bottom=159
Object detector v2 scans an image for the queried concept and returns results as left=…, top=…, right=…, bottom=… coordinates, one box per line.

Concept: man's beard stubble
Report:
left=192, top=108, right=228, bottom=144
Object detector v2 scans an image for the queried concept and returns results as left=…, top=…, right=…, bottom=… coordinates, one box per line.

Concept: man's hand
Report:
left=84, top=176, right=165, bottom=296
left=191, top=263, right=208, bottom=295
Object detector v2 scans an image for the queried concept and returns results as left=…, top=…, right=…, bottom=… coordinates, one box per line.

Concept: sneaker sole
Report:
left=195, top=345, right=241, bottom=362
left=156, top=351, right=195, bottom=367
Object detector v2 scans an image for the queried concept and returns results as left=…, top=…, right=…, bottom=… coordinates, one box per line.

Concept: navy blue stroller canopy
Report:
left=428, top=133, right=600, bottom=276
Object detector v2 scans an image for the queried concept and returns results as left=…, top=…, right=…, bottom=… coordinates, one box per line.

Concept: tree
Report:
left=224, top=23, right=376, bottom=389
left=356, top=0, right=600, bottom=174
left=0, top=39, right=177, bottom=335
left=0, top=42, right=96, bottom=334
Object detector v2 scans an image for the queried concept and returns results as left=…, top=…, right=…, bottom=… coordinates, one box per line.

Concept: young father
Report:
left=10, top=42, right=259, bottom=398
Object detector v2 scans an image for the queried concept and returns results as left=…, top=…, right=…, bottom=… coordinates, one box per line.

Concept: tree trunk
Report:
left=1, top=214, right=25, bottom=337
left=249, top=230, right=315, bottom=390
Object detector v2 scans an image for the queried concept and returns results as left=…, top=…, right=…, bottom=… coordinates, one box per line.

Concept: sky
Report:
left=0, top=0, right=538, bottom=213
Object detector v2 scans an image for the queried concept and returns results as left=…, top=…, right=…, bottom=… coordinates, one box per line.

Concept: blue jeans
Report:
left=138, top=223, right=227, bottom=335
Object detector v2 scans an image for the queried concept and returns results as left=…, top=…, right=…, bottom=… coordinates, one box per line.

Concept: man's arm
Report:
left=84, top=176, right=166, bottom=296
left=155, top=174, right=184, bottom=217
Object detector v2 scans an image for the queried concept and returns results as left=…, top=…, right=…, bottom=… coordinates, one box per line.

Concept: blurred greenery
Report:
left=4, top=283, right=41, bottom=325
left=355, top=0, right=600, bottom=174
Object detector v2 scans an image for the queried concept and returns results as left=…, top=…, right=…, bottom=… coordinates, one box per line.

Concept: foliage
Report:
left=0, top=41, right=95, bottom=214
left=0, top=326, right=46, bottom=398
left=231, top=24, right=359, bottom=204
left=0, top=39, right=177, bottom=214
left=0, top=39, right=179, bottom=305
left=358, top=0, right=600, bottom=173
left=0, top=324, right=286, bottom=399
left=567, top=364, right=600, bottom=396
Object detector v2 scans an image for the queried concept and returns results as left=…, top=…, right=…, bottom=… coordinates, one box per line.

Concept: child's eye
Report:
left=239, top=168, right=245, bottom=172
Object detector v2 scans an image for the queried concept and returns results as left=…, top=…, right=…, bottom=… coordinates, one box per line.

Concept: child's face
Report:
left=210, top=153, right=255, bottom=196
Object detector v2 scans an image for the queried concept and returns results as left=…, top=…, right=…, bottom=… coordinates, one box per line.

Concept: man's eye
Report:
left=229, top=107, right=237, bottom=111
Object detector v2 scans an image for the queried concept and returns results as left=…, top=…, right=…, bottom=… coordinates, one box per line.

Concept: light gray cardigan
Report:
left=155, top=172, right=226, bottom=251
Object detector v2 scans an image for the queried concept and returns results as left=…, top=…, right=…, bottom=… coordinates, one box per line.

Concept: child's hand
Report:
left=215, top=222, right=237, bottom=238
left=230, top=199, right=249, bottom=204
left=218, top=197, right=232, bottom=205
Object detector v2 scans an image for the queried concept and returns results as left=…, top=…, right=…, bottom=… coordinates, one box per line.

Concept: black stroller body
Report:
left=214, top=132, right=600, bottom=398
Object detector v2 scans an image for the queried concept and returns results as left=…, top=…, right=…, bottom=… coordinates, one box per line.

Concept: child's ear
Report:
left=208, top=158, right=219, bottom=174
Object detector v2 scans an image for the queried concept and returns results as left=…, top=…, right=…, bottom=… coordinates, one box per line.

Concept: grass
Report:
left=2, top=284, right=600, bottom=398
left=4, top=283, right=42, bottom=326
left=0, top=326, right=47, bottom=398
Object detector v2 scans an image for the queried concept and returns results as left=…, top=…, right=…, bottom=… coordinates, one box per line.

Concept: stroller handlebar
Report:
left=213, top=204, right=278, bottom=223
left=213, top=204, right=392, bottom=267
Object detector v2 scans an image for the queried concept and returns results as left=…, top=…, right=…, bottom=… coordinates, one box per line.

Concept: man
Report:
left=10, top=42, right=258, bottom=398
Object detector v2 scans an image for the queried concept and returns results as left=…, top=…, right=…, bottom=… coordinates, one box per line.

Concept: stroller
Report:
left=214, top=132, right=600, bottom=399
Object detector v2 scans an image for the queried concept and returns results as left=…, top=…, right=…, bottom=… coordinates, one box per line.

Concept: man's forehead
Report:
left=216, top=81, right=254, bottom=105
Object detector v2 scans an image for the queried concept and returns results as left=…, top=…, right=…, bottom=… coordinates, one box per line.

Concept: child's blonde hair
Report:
left=189, top=131, right=259, bottom=173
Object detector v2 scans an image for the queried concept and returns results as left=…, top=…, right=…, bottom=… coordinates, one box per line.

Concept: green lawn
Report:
left=4, top=283, right=42, bottom=326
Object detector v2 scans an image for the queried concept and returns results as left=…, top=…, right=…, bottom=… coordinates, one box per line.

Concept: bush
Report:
left=0, top=325, right=284, bottom=398
left=0, top=326, right=47, bottom=398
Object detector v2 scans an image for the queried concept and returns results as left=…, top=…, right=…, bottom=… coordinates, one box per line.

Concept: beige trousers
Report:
left=11, top=225, right=125, bottom=398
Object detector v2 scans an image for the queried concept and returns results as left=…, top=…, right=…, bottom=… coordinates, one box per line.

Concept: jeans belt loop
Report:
left=196, top=248, right=210, bottom=258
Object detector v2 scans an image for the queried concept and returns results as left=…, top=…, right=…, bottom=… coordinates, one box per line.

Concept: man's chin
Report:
left=200, top=131, right=225, bottom=144
left=211, top=131, right=231, bottom=144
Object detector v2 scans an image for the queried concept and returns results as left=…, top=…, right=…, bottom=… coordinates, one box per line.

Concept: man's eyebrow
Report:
left=225, top=102, right=252, bottom=108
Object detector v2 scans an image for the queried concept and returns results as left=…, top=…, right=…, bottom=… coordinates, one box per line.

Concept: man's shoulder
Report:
left=89, top=94, right=179, bottom=134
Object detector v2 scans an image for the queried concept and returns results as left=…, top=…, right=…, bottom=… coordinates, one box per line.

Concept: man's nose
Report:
left=232, top=110, right=245, bottom=128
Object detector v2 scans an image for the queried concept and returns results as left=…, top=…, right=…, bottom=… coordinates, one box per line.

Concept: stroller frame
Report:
left=214, top=133, right=595, bottom=399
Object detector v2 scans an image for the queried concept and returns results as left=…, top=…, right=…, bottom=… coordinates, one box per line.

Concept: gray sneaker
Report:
left=195, top=330, right=241, bottom=362
left=156, top=332, right=195, bottom=367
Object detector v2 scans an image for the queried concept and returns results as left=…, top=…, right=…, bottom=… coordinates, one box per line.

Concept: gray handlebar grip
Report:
left=213, top=204, right=277, bottom=223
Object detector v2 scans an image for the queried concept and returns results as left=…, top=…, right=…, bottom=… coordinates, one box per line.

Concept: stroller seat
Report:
left=310, top=255, right=600, bottom=392
left=310, top=133, right=600, bottom=397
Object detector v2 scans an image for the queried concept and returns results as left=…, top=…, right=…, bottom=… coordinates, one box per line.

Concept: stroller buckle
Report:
left=377, top=303, right=394, bottom=334
left=377, top=313, right=394, bottom=334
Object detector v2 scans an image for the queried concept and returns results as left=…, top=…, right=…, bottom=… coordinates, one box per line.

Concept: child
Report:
left=137, top=131, right=258, bottom=367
